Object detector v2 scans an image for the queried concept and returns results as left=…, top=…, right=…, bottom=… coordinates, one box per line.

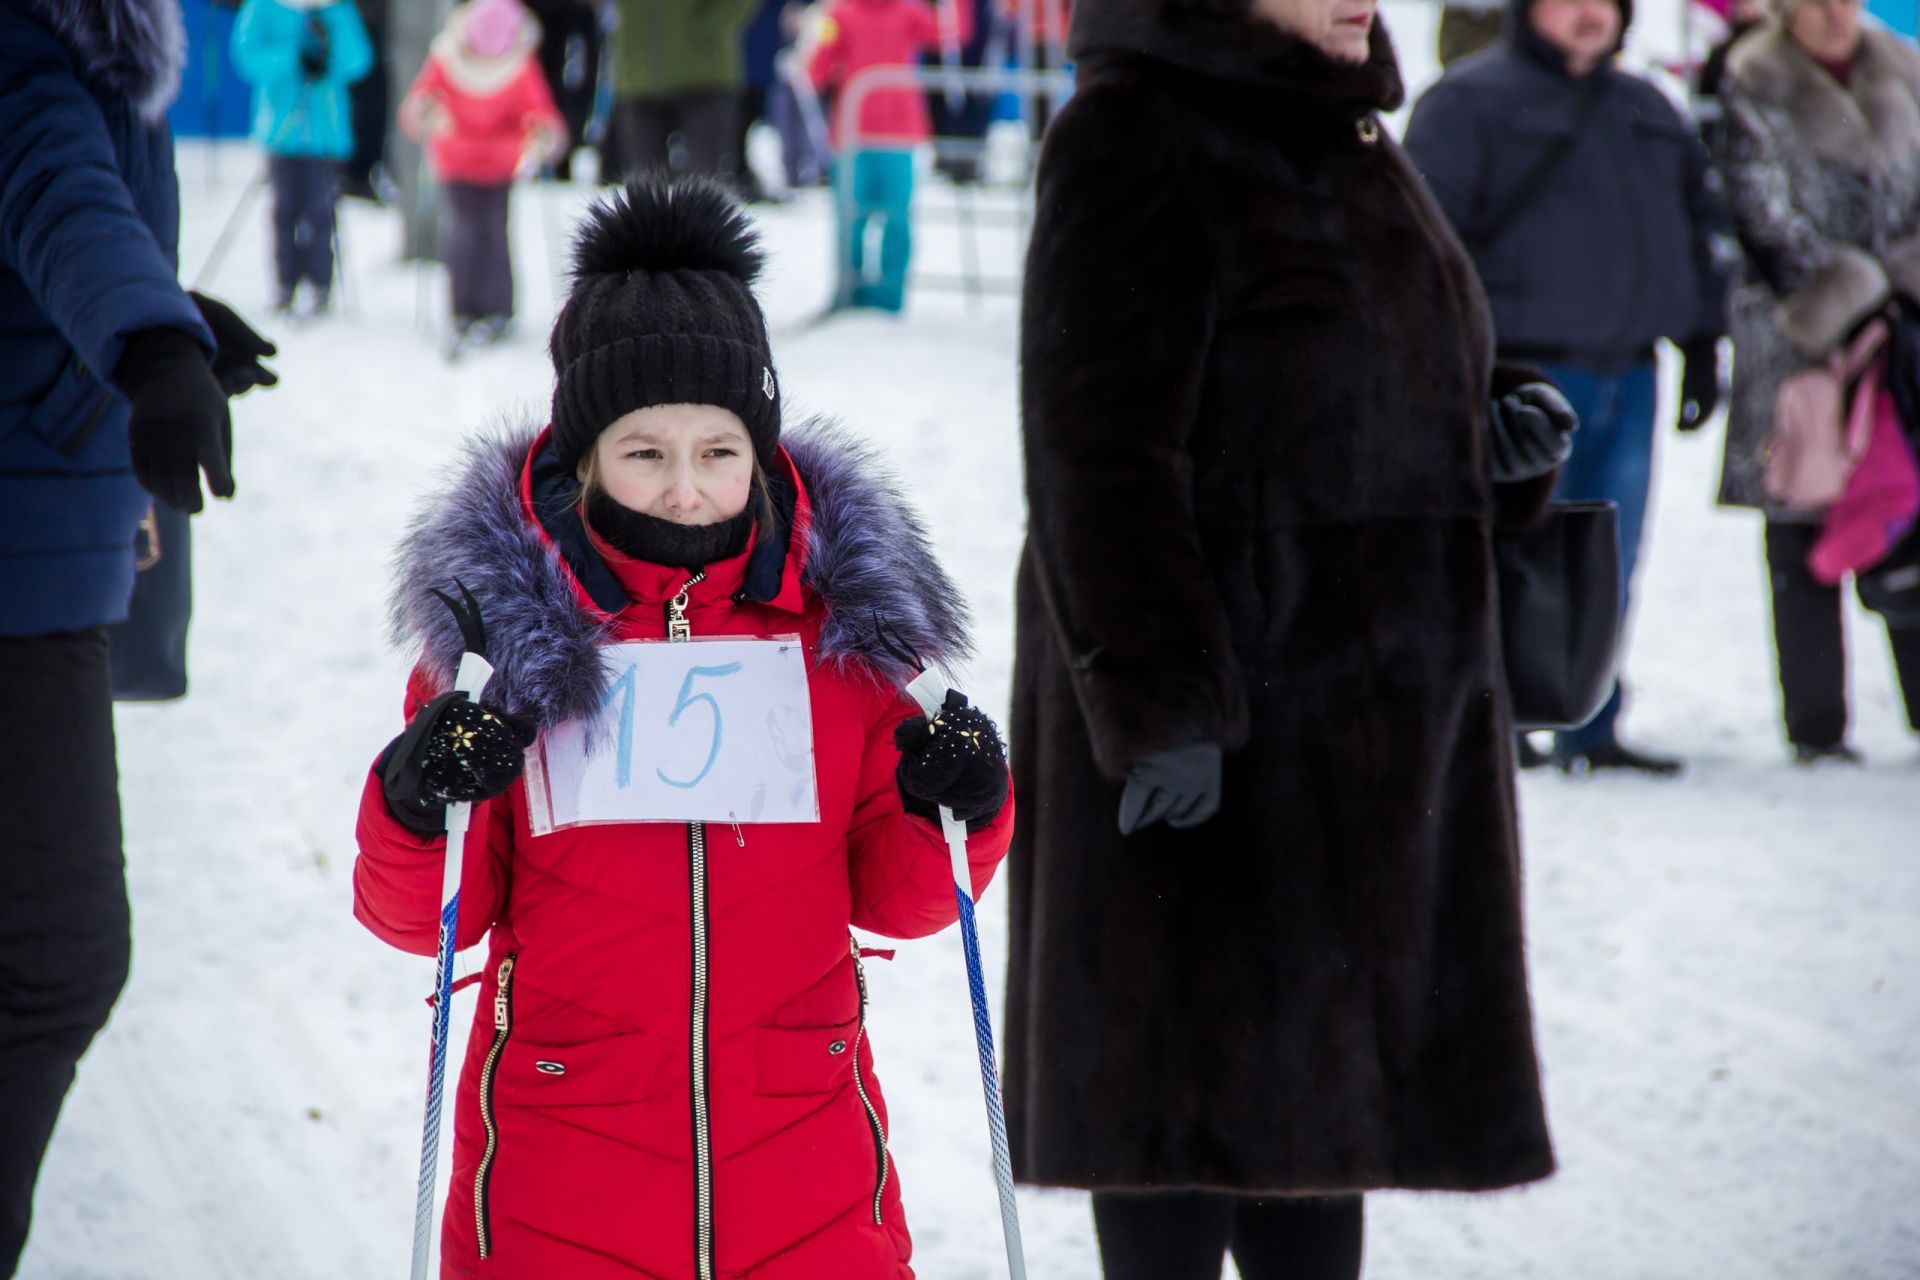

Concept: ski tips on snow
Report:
left=569, top=174, right=765, bottom=286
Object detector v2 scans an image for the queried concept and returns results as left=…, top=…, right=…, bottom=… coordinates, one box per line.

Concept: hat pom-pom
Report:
left=570, top=174, right=764, bottom=283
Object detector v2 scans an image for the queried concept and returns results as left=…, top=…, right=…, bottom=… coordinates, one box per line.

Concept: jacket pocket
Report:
left=478, top=992, right=680, bottom=1259
left=24, top=355, right=117, bottom=458
left=755, top=1015, right=860, bottom=1097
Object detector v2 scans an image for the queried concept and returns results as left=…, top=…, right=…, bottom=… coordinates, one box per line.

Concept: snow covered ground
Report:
left=19, top=38, right=1920, bottom=1277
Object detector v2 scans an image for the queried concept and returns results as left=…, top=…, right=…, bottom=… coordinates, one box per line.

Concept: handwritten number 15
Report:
left=657, top=662, right=743, bottom=790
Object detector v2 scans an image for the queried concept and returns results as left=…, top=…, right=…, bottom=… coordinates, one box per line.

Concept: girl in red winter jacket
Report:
left=398, top=0, right=564, bottom=349
left=353, top=175, right=1013, bottom=1279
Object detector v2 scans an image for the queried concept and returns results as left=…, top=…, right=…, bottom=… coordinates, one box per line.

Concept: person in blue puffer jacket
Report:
left=232, top=0, right=374, bottom=314
left=0, top=2, right=277, bottom=1273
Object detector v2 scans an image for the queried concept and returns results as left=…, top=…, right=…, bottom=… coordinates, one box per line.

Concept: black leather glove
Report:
left=114, top=328, right=234, bottom=514
left=1487, top=381, right=1578, bottom=483
left=894, top=689, right=1008, bottom=832
left=1118, top=743, right=1222, bottom=834
left=380, top=692, right=539, bottom=835
left=189, top=292, right=278, bottom=397
left=1677, top=337, right=1722, bottom=432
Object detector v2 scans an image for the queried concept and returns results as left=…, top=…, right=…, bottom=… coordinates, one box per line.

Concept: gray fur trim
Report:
left=1726, top=26, right=1920, bottom=172
left=26, top=0, right=186, bottom=124
left=388, top=416, right=972, bottom=729
left=1778, top=246, right=1889, bottom=358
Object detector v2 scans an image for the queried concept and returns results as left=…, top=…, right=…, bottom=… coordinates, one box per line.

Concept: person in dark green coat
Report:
left=608, top=0, right=763, bottom=181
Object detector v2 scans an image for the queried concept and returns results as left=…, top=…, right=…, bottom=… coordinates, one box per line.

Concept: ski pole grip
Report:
left=440, top=653, right=497, bottom=903
left=903, top=670, right=975, bottom=893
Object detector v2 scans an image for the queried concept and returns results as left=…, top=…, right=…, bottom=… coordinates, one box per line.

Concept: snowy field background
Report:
left=19, top=9, right=1920, bottom=1276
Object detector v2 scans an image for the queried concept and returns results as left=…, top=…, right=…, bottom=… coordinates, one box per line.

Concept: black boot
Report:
left=1552, top=742, right=1686, bottom=777
left=1791, top=742, right=1863, bottom=766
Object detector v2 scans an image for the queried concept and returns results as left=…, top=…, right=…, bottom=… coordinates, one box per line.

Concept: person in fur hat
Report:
left=1716, top=0, right=1920, bottom=761
left=352, top=174, right=1013, bottom=1278
left=1, top=0, right=278, bottom=1272
left=399, top=0, right=567, bottom=349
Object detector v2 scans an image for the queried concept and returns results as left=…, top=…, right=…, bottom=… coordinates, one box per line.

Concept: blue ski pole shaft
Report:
left=410, top=651, right=494, bottom=1280
left=904, top=670, right=1028, bottom=1280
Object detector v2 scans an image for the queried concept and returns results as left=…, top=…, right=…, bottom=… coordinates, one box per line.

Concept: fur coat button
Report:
left=1356, top=116, right=1381, bottom=146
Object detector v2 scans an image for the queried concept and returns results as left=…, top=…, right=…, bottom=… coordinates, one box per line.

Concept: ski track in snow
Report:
left=21, top=19, right=1920, bottom=1272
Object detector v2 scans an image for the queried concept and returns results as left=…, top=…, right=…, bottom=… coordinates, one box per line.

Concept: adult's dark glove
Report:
left=1118, top=743, right=1222, bottom=835
left=189, top=292, right=278, bottom=396
left=1487, top=381, right=1578, bottom=483
left=1677, top=337, right=1723, bottom=432
left=894, top=689, right=1008, bottom=832
left=114, top=328, right=234, bottom=514
left=380, top=691, right=539, bottom=835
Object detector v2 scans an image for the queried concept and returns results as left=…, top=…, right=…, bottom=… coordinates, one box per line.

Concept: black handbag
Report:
left=107, top=502, right=193, bottom=701
left=1496, top=500, right=1623, bottom=732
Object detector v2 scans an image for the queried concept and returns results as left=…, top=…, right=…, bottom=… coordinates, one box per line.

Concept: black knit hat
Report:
left=549, top=175, right=780, bottom=477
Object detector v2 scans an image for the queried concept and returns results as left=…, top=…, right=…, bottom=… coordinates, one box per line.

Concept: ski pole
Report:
left=410, top=584, right=495, bottom=1280
left=902, top=667, right=1028, bottom=1280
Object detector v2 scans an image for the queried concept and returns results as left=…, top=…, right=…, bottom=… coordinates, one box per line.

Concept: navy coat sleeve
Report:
left=1402, top=77, right=1488, bottom=245
left=0, top=20, right=210, bottom=377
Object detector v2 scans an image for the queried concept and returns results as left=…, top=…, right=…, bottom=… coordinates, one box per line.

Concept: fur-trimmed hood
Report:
left=25, top=0, right=186, bottom=123
left=388, top=417, right=973, bottom=730
left=1725, top=23, right=1920, bottom=173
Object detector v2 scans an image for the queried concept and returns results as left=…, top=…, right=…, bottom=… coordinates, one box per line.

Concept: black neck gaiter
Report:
left=583, top=486, right=755, bottom=571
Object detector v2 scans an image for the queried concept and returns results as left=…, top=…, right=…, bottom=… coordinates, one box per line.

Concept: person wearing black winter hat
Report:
left=1405, top=0, right=1732, bottom=775
left=353, top=174, right=1015, bottom=1279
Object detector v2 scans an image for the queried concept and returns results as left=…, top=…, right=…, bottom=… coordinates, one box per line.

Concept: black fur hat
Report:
left=549, top=174, right=780, bottom=476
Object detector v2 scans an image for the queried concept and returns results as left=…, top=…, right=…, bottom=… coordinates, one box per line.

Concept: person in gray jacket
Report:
left=1405, top=0, right=1730, bottom=775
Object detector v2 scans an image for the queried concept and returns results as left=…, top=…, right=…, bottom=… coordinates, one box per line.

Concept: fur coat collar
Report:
left=26, top=0, right=186, bottom=123
left=388, top=418, right=972, bottom=730
left=1727, top=23, right=1920, bottom=173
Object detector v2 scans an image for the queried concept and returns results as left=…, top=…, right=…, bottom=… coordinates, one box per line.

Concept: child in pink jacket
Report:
left=399, top=0, right=564, bottom=349
left=806, top=0, right=970, bottom=311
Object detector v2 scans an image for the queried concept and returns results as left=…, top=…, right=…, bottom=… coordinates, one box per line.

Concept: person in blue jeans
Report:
left=1535, top=360, right=1661, bottom=764
left=1405, top=0, right=1730, bottom=774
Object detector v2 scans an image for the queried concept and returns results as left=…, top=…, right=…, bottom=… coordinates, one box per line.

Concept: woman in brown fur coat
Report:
left=1004, top=0, right=1564, bottom=1273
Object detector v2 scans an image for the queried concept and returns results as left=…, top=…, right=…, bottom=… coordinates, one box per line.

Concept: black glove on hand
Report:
left=114, top=328, right=234, bottom=514
left=189, top=292, right=278, bottom=397
left=894, top=690, right=1009, bottom=832
left=381, top=692, right=539, bottom=835
left=1677, top=338, right=1722, bottom=432
left=1487, top=382, right=1578, bottom=483
left=1118, top=743, right=1222, bottom=834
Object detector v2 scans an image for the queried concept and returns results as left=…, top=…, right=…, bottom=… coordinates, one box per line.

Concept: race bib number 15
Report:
left=525, top=638, right=821, bottom=833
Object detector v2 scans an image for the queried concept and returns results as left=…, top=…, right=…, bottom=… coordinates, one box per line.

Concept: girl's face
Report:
left=1251, top=0, right=1378, bottom=64
left=585, top=405, right=755, bottom=524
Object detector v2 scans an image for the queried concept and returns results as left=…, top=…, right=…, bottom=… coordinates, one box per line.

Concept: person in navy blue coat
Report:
left=0, top=2, right=276, bottom=1271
